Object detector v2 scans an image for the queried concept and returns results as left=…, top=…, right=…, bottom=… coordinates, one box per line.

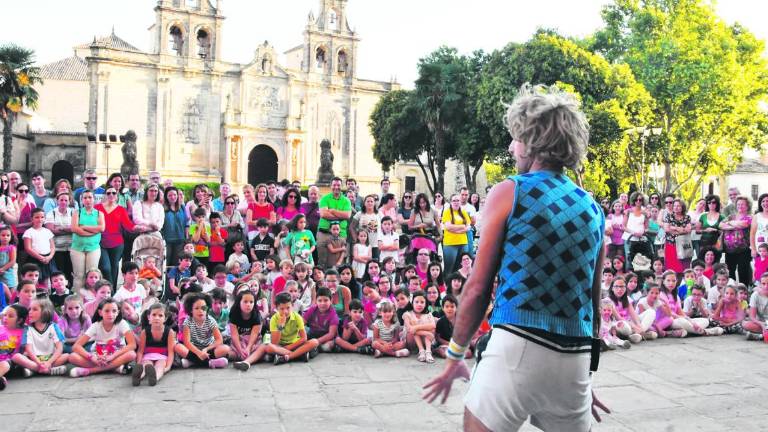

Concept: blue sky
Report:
left=7, top=0, right=767, bottom=88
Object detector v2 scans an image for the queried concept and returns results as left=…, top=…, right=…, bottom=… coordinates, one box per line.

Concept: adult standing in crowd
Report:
left=433, top=192, right=445, bottom=216
left=220, top=194, right=245, bottom=257
left=246, top=184, right=276, bottom=240
left=74, top=169, right=105, bottom=205
left=721, top=195, right=753, bottom=284
left=212, top=183, right=231, bottom=212
left=721, top=187, right=740, bottom=219
left=346, top=178, right=363, bottom=211
left=689, top=198, right=705, bottom=257
left=126, top=173, right=144, bottom=204
left=624, top=192, right=652, bottom=269
left=751, top=193, right=768, bottom=262
left=185, top=184, right=213, bottom=223
left=29, top=171, right=50, bottom=209
left=398, top=191, right=414, bottom=234
left=441, top=194, right=470, bottom=274
left=663, top=198, right=693, bottom=278
left=45, top=191, right=75, bottom=287
left=351, top=194, right=380, bottom=261
left=132, top=183, right=165, bottom=239
left=424, top=84, right=608, bottom=431
left=696, top=195, right=723, bottom=252
left=8, top=171, right=31, bottom=204
left=459, top=187, right=478, bottom=253
left=300, top=185, right=321, bottom=236
left=0, top=173, right=18, bottom=228
left=317, top=177, right=352, bottom=266
left=96, top=185, right=137, bottom=288
left=277, top=187, right=302, bottom=221
left=70, top=190, right=105, bottom=293
left=162, top=186, right=188, bottom=268
left=43, top=179, right=77, bottom=213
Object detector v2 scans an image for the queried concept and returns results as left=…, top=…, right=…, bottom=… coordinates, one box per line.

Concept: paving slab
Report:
left=2, top=334, right=765, bottom=431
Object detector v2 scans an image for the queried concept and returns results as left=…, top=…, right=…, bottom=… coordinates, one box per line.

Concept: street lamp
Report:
left=87, top=133, right=125, bottom=176
left=625, top=126, right=662, bottom=193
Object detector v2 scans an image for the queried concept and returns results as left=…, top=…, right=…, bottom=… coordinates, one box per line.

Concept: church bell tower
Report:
left=304, top=0, right=359, bottom=79
left=151, top=0, right=224, bottom=63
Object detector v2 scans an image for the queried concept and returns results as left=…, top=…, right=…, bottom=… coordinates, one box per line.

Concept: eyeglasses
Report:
left=225, top=201, right=235, bottom=205
left=105, top=191, right=117, bottom=196
left=86, top=177, right=97, bottom=180
left=288, top=195, right=297, bottom=199
left=17, top=189, right=29, bottom=193
left=665, top=201, right=673, bottom=204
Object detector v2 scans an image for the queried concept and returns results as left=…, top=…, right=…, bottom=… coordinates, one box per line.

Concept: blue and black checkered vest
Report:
left=490, top=171, right=605, bottom=338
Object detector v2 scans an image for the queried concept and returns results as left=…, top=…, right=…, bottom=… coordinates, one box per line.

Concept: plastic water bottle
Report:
left=263, top=332, right=271, bottom=345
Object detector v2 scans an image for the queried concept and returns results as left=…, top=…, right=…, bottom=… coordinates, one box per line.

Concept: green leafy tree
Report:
left=475, top=31, right=654, bottom=196
left=0, top=44, right=41, bottom=171
left=592, top=0, right=768, bottom=203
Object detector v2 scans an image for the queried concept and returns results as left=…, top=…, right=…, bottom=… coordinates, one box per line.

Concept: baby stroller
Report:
left=406, top=232, right=440, bottom=264
left=131, top=233, right=166, bottom=302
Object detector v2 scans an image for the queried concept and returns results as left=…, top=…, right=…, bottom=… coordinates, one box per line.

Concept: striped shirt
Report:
left=183, top=316, right=217, bottom=349
left=374, top=319, right=401, bottom=343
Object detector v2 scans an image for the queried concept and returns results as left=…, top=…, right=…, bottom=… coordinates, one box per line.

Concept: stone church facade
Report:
left=30, top=0, right=400, bottom=192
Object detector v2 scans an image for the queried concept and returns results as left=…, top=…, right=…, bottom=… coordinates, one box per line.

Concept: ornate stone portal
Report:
left=316, top=139, right=334, bottom=185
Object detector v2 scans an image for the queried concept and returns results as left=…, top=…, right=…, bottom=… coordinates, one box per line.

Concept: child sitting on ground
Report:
left=0, top=304, right=28, bottom=390
left=229, top=288, right=268, bottom=371
left=302, top=288, right=339, bottom=354
left=372, top=301, right=408, bottom=358
left=48, top=271, right=70, bottom=311
left=743, top=273, right=768, bottom=340
left=58, top=294, right=91, bottom=353
left=712, top=285, right=745, bottom=334
left=403, top=290, right=436, bottom=363
left=12, top=299, right=69, bottom=376
left=177, top=292, right=230, bottom=369
left=434, top=295, right=472, bottom=359
left=113, top=262, right=147, bottom=314
left=334, top=299, right=373, bottom=354
left=132, top=303, right=177, bottom=386
left=208, top=288, right=230, bottom=343
left=266, top=292, right=319, bottom=365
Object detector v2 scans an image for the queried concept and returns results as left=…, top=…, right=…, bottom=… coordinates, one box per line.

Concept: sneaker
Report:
left=114, top=365, right=124, bottom=375
left=263, top=354, right=274, bottom=364
left=424, top=350, right=435, bottom=363
left=417, top=350, right=426, bottom=362
left=668, top=329, right=687, bottom=338
left=181, top=359, right=192, bottom=369
left=628, top=333, right=643, bottom=344
left=50, top=366, right=68, bottom=376
left=69, top=367, right=90, bottom=378
left=373, top=349, right=382, bottom=358
left=309, top=347, right=319, bottom=359
left=132, top=363, right=144, bottom=386
left=274, top=354, right=289, bottom=365
left=332, top=345, right=343, bottom=354
left=22, top=368, right=33, bottom=378
left=357, top=346, right=374, bottom=355
left=304, top=351, right=311, bottom=362
left=395, top=348, right=410, bottom=358
left=620, top=340, right=631, bottom=349
left=746, top=331, right=763, bottom=341
left=233, top=361, right=250, bottom=372
left=643, top=331, right=658, bottom=340
left=705, top=327, right=724, bottom=336
left=145, top=364, right=158, bottom=386
left=208, top=358, right=228, bottom=369
left=0, top=376, right=6, bottom=391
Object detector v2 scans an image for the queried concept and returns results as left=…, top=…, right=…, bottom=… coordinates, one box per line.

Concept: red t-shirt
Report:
left=247, top=202, right=275, bottom=233
left=209, top=227, right=228, bottom=263
left=95, top=204, right=135, bottom=248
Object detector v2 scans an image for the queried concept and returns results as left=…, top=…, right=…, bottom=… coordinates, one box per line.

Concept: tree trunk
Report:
left=1, top=114, right=13, bottom=172
left=471, top=162, right=482, bottom=192
left=435, top=125, right=446, bottom=194
left=463, top=161, right=472, bottom=192
left=415, top=157, right=435, bottom=197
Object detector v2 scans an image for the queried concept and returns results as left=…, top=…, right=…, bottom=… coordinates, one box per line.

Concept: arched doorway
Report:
left=51, top=160, right=74, bottom=186
left=248, top=145, right=278, bottom=186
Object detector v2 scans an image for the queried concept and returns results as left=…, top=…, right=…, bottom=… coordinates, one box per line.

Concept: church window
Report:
left=328, top=10, right=338, bottom=31
left=197, top=29, right=211, bottom=59
left=186, top=0, right=199, bottom=8
left=337, top=50, right=348, bottom=74
left=261, top=54, right=272, bottom=73
left=169, top=25, right=184, bottom=56
left=315, top=47, right=326, bottom=71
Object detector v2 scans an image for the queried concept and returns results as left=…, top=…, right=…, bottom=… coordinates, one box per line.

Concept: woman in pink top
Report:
left=605, top=200, right=625, bottom=261
left=96, top=186, right=139, bottom=288
left=276, top=187, right=301, bottom=221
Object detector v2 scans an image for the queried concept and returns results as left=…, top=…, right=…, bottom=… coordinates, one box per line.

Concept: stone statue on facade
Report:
left=120, top=130, right=139, bottom=178
left=316, top=139, right=334, bottom=185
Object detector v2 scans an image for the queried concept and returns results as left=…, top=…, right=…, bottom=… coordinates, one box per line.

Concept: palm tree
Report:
left=0, top=44, right=41, bottom=171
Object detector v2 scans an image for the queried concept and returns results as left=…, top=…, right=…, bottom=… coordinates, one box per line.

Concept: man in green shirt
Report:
left=317, top=177, right=352, bottom=266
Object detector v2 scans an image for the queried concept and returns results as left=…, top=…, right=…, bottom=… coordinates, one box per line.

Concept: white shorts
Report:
left=464, top=329, right=593, bottom=432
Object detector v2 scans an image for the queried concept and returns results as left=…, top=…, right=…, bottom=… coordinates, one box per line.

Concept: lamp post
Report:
left=87, top=133, right=125, bottom=176
left=625, top=126, right=662, bottom=193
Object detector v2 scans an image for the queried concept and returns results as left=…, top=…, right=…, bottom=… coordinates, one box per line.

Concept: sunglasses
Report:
left=86, top=177, right=97, bottom=180
left=665, top=201, right=673, bottom=204
left=0, top=179, right=7, bottom=183
left=17, top=189, right=29, bottom=193
left=105, top=191, right=118, bottom=196
left=404, top=196, right=412, bottom=199
left=225, top=201, right=235, bottom=205
left=288, top=195, right=298, bottom=199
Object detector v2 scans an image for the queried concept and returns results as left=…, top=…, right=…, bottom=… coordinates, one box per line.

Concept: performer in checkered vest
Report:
left=424, top=83, right=610, bottom=431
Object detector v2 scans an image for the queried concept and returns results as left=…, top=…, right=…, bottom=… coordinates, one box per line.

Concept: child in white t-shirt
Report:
left=22, top=208, right=55, bottom=290
left=113, top=262, right=148, bottom=313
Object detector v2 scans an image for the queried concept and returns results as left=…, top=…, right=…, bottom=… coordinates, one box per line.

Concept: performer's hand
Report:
left=591, top=389, right=611, bottom=422
left=422, top=359, right=470, bottom=404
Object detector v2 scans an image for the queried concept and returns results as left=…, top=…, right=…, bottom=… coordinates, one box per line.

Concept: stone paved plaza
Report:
left=2, top=335, right=766, bottom=432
